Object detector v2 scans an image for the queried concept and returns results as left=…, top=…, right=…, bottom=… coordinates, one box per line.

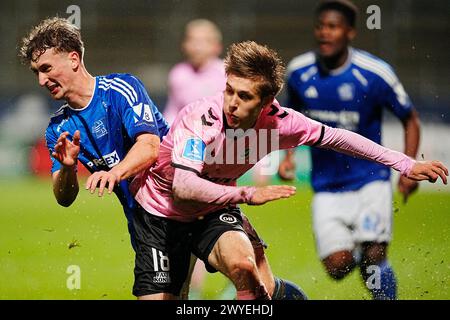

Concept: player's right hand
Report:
left=248, top=185, right=296, bottom=205
left=407, top=160, right=448, bottom=184
left=52, top=130, right=81, bottom=167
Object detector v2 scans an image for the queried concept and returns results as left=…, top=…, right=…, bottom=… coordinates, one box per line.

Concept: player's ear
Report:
left=347, top=28, right=356, bottom=42
left=68, top=51, right=81, bottom=70
left=261, top=95, right=275, bottom=109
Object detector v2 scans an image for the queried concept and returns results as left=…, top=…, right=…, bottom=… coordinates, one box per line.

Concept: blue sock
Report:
left=272, top=278, right=308, bottom=300
left=366, top=260, right=397, bottom=300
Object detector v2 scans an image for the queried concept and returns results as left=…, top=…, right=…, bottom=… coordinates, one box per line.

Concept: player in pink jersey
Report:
left=131, top=41, right=448, bottom=300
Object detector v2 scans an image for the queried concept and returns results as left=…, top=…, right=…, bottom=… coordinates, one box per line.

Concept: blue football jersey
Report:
left=286, top=48, right=413, bottom=192
left=45, top=73, right=169, bottom=241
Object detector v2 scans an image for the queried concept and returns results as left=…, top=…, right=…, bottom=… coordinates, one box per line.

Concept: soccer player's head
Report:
left=223, top=41, right=285, bottom=130
left=314, top=0, right=358, bottom=58
left=19, top=17, right=85, bottom=101
left=182, top=19, right=223, bottom=70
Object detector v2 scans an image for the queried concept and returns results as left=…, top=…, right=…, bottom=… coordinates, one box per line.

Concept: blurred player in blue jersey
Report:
left=279, top=0, right=421, bottom=299
left=19, top=17, right=169, bottom=250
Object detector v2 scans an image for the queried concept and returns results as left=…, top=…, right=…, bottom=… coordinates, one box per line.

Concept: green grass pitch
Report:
left=0, top=178, right=448, bottom=299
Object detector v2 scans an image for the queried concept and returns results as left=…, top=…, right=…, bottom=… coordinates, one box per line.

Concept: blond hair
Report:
left=224, top=41, right=285, bottom=98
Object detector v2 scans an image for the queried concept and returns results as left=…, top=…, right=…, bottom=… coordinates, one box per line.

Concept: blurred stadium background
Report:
left=0, top=0, right=448, bottom=299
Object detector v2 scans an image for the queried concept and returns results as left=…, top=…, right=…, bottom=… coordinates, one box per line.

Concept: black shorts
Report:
left=132, top=205, right=267, bottom=297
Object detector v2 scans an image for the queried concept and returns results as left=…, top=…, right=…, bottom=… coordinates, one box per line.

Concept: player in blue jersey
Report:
left=278, top=0, right=421, bottom=299
left=19, top=17, right=307, bottom=300
left=19, top=17, right=169, bottom=250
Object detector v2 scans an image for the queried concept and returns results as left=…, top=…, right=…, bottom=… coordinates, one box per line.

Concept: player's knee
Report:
left=362, top=242, right=387, bottom=266
left=323, top=251, right=355, bottom=280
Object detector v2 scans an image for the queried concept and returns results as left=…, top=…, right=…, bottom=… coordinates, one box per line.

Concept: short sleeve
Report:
left=376, top=66, right=413, bottom=120
left=171, top=114, right=208, bottom=175
left=111, top=75, right=161, bottom=140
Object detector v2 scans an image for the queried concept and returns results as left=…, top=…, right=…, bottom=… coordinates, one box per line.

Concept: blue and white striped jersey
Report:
left=45, top=73, right=169, bottom=241
left=287, top=48, right=413, bottom=192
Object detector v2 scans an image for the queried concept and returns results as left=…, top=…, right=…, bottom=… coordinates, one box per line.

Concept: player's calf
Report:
left=322, top=250, right=356, bottom=280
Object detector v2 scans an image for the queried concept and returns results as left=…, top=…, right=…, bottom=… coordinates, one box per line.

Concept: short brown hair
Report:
left=224, top=41, right=285, bottom=99
left=19, top=17, right=84, bottom=64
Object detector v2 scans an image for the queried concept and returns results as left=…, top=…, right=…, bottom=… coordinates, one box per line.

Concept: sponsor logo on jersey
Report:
left=182, top=138, right=205, bottom=162
left=337, top=83, right=355, bottom=101
left=219, top=213, right=238, bottom=224
left=304, top=86, right=318, bottom=99
left=307, top=110, right=360, bottom=131
left=86, top=150, right=120, bottom=168
left=132, top=103, right=154, bottom=124
left=91, top=119, right=108, bottom=139
left=152, top=272, right=171, bottom=284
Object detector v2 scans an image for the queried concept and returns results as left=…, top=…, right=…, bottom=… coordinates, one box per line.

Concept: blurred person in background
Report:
left=278, top=0, right=421, bottom=299
left=164, top=18, right=228, bottom=300
left=163, top=19, right=225, bottom=125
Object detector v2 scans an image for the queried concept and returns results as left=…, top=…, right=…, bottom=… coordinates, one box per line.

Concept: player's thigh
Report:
left=192, top=207, right=250, bottom=274
left=209, top=230, right=256, bottom=275
left=132, top=206, right=192, bottom=297
left=354, top=181, right=392, bottom=244
left=312, top=191, right=358, bottom=259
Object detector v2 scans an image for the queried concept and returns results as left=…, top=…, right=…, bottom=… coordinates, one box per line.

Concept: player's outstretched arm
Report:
left=85, top=133, right=160, bottom=196
left=172, top=168, right=296, bottom=206
left=51, top=130, right=81, bottom=207
left=316, top=125, right=448, bottom=185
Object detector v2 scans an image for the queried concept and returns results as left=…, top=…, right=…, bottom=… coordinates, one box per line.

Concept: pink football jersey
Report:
left=132, top=92, right=323, bottom=222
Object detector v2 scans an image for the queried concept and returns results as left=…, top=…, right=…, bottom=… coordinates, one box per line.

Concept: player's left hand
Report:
left=407, top=160, right=448, bottom=185
left=398, top=175, right=419, bottom=204
left=85, top=170, right=121, bottom=196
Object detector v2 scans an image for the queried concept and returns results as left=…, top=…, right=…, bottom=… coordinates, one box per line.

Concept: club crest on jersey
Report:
left=304, top=86, right=318, bottom=99
left=337, top=83, right=354, bottom=101
left=132, top=103, right=154, bottom=124
left=219, top=213, right=238, bottom=224
left=182, top=138, right=205, bottom=162
left=91, top=119, right=108, bottom=139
